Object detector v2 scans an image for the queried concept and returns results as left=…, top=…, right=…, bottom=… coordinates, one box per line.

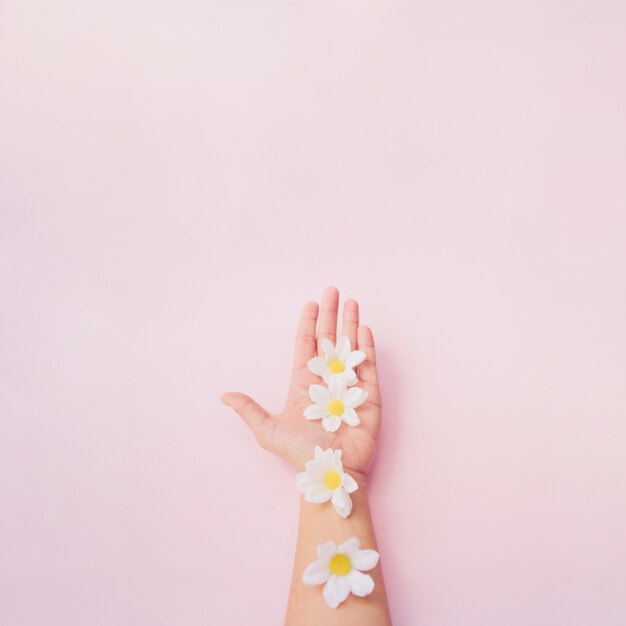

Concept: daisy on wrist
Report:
left=296, top=446, right=358, bottom=518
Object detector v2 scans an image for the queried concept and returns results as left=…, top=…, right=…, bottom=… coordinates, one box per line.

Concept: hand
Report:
left=220, top=287, right=382, bottom=479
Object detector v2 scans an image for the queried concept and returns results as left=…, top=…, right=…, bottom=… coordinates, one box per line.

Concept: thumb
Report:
left=220, top=392, right=272, bottom=445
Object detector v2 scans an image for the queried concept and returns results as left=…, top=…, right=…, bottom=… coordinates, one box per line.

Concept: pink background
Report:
left=1, top=2, right=626, bottom=625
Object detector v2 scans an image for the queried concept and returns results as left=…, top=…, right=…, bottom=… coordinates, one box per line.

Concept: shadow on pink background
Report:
left=1, top=2, right=626, bottom=625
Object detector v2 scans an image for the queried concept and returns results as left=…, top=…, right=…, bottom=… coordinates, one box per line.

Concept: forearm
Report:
left=285, top=474, right=392, bottom=626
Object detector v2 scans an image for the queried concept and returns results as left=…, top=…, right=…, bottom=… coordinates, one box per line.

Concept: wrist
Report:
left=342, top=467, right=369, bottom=493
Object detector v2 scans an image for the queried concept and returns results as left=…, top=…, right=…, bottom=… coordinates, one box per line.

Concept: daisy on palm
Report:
left=307, top=336, right=366, bottom=386
left=304, top=377, right=368, bottom=432
left=296, top=446, right=358, bottom=518
left=302, top=537, right=380, bottom=609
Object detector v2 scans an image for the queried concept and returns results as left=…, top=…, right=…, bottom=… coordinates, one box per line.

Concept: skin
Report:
left=221, top=286, right=392, bottom=626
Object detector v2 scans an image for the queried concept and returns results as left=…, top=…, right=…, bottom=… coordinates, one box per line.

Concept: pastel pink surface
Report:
left=1, top=2, right=626, bottom=625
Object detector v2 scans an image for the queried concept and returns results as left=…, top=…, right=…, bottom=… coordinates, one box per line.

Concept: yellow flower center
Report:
left=323, top=470, right=342, bottom=490
left=329, top=553, right=352, bottom=576
left=328, top=359, right=345, bottom=374
left=327, top=399, right=345, bottom=416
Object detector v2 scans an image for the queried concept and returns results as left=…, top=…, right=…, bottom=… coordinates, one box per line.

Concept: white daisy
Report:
left=296, top=446, right=358, bottom=518
left=302, top=537, right=380, bottom=609
left=307, top=336, right=366, bottom=386
left=304, top=377, right=368, bottom=433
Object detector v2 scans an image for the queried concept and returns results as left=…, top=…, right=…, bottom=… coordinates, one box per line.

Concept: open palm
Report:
left=221, top=287, right=382, bottom=478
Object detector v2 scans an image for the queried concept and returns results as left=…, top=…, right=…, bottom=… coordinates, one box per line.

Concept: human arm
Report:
left=221, top=287, right=392, bottom=625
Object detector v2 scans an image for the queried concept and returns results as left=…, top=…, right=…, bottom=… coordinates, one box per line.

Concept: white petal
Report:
left=322, top=415, right=341, bottom=432
left=341, top=407, right=360, bottom=426
left=342, top=472, right=359, bottom=493
left=348, top=570, right=375, bottom=597
left=325, top=574, right=351, bottom=608
left=328, top=376, right=347, bottom=402
left=309, top=384, right=331, bottom=405
left=344, top=369, right=358, bottom=386
left=304, top=458, right=324, bottom=474
left=321, top=338, right=336, bottom=361
left=343, top=387, right=367, bottom=408
left=324, top=448, right=335, bottom=470
left=322, top=581, right=341, bottom=609
left=351, top=549, right=380, bottom=571
left=295, top=472, right=313, bottom=493
left=316, top=540, right=337, bottom=563
left=345, top=350, right=366, bottom=368
left=338, top=537, right=360, bottom=555
left=305, top=484, right=333, bottom=503
left=303, top=560, right=330, bottom=585
left=307, top=357, right=327, bottom=377
left=331, top=488, right=353, bottom=518
left=330, top=450, right=343, bottom=472
left=316, top=458, right=334, bottom=476
left=336, top=336, right=351, bottom=361
left=304, top=404, right=327, bottom=420
left=314, top=446, right=325, bottom=462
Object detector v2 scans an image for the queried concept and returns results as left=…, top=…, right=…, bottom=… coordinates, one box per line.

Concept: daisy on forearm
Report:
left=302, top=537, right=380, bottom=609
